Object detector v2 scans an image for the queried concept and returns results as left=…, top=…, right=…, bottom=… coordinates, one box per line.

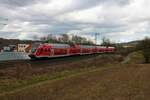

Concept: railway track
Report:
left=0, top=54, right=101, bottom=69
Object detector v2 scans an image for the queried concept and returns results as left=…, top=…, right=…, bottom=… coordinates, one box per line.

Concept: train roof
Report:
left=96, top=46, right=106, bottom=48
left=52, top=43, right=70, bottom=47
left=107, top=47, right=115, bottom=49
left=38, top=43, right=115, bottom=49
left=41, top=43, right=70, bottom=48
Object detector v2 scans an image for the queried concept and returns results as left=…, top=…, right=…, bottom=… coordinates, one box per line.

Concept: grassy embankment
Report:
left=1, top=64, right=150, bottom=100
left=0, top=55, right=121, bottom=94
left=122, top=51, right=144, bottom=64
left=1, top=53, right=150, bottom=100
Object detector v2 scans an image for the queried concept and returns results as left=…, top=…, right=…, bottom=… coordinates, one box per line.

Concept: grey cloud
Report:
left=103, top=0, right=131, bottom=6
left=62, top=0, right=131, bottom=12
left=0, top=0, right=149, bottom=42
left=0, top=32, right=19, bottom=39
left=0, top=0, right=38, bottom=7
left=62, top=0, right=131, bottom=15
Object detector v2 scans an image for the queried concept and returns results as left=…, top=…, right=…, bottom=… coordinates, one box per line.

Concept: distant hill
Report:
left=121, top=40, right=141, bottom=45
left=0, top=38, right=39, bottom=50
left=117, top=40, right=141, bottom=48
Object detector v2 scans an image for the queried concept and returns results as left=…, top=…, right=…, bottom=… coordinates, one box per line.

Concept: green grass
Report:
left=122, top=51, right=144, bottom=64
left=1, top=64, right=150, bottom=100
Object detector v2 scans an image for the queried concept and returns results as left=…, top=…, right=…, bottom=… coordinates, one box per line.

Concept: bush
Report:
left=136, top=37, right=150, bottom=63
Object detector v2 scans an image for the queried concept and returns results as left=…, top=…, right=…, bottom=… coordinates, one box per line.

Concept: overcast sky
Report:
left=0, top=0, right=150, bottom=43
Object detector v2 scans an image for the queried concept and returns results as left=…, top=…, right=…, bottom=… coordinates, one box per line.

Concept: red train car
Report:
left=106, top=47, right=115, bottom=53
left=29, top=43, right=70, bottom=59
left=29, top=43, right=115, bottom=59
left=80, top=45, right=95, bottom=54
left=69, top=44, right=80, bottom=55
left=96, top=46, right=106, bottom=53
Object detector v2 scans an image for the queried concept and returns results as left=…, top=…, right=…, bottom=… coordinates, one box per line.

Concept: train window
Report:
left=80, top=45, right=94, bottom=48
left=52, top=44, right=70, bottom=48
left=31, top=43, right=40, bottom=53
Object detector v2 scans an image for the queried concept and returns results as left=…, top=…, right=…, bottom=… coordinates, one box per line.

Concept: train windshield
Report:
left=31, top=43, right=40, bottom=53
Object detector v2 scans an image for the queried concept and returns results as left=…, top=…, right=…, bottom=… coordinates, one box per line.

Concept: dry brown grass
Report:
left=0, top=55, right=121, bottom=94
left=0, top=64, right=150, bottom=100
left=0, top=55, right=122, bottom=79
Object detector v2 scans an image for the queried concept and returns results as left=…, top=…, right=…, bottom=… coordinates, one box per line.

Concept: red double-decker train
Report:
left=29, top=43, right=115, bottom=59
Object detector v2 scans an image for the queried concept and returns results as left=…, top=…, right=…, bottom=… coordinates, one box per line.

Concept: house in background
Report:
left=1, top=45, right=16, bottom=52
left=2, top=46, right=11, bottom=52
left=9, top=45, right=17, bottom=52
left=17, top=44, right=32, bottom=53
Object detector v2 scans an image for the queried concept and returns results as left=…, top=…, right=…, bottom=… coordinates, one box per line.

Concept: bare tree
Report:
left=72, top=35, right=94, bottom=45
left=101, top=37, right=112, bottom=47
left=60, top=34, right=70, bottom=43
left=42, top=34, right=94, bottom=45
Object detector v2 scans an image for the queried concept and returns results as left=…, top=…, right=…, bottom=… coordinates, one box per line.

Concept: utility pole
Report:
left=93, top=33, right=100, bottom=66
left=95, top=33, right=100, bottom=45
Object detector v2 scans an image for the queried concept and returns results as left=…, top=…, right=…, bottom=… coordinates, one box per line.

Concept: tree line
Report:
left=136, top=37, right=150, bottom=63
left=40, top=34, right=94, bottom=45
left=40, top=34, right=115, bottom=47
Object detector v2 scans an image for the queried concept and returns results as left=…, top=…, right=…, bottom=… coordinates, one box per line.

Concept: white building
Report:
left=3, top=46, right=11, bottom=52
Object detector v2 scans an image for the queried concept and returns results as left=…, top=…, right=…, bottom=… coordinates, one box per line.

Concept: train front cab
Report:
left=36, top=44, right=70, bottom=58
left=29, top=44, right=52, bottom=59
left=29, top=43, right=41, bottom=59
